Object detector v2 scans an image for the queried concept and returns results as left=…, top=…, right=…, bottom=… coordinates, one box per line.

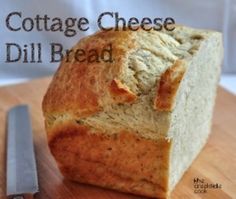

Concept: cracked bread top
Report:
left=42, top=26, right=211, bottom=138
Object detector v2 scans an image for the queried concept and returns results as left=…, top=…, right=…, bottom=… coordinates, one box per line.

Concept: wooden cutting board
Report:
left=0, top=77, right=235, bottom=199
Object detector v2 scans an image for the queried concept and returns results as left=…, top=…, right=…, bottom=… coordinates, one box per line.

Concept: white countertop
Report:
left=219, top=74, right=236, bottom=95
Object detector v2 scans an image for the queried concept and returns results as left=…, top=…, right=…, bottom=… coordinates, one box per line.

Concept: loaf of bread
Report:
left=42, top=26, right=223, bottom=198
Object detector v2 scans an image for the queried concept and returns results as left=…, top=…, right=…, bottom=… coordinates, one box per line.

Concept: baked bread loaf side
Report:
left=42, top=26, right=223, bottom=198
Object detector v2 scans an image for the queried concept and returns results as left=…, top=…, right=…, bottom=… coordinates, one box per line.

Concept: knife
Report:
left=6, top=105, right=39, bottom=199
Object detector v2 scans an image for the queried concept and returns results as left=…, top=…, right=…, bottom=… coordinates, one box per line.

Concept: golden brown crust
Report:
left=154, top=60, right=186, bottom=111
left=42, top=30, right=137, bottom=118
left=60, top=160, right=165, bottom=198
left=109, top=79, right=137, bottom=103
left=48, top=121, right=172, bottom=198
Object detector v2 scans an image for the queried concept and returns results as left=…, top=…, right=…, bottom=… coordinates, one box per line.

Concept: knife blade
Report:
left=6, top=105, right=39, bottom=199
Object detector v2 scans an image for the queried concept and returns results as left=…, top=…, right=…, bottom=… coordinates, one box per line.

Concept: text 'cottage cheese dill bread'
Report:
left=42, top=25, right=223, bottom=198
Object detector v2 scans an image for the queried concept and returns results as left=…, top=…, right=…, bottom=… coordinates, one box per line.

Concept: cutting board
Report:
left=0, top=77, right=235, bottom=199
